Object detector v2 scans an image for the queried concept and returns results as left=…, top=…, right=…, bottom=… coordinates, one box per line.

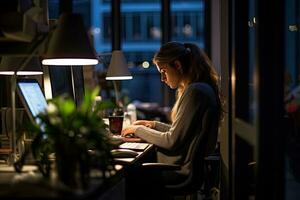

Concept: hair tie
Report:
left=185, top=47, right=191, bottom=54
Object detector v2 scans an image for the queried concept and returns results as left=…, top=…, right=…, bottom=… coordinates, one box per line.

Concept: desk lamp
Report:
left=105, top=50, right=132, bottom=105
left=41, top=13, right=98, bottom=102
left=0, top=56, right=43, bottom=163
left=42, top=13, right=98, bottom=66
left=0, top=56, right=43, bottom=75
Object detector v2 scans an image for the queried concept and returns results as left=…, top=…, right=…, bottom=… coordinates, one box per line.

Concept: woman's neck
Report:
left=177, top=79, right=190, bottom=97
left=179, top=78, right=190, bottom=91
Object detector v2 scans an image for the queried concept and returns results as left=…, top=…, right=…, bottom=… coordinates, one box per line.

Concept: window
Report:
left=92, top=0, right=206, bottom=106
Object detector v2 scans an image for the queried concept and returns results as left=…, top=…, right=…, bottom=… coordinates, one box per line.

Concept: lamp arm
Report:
left=9, top=32, right=49, bottom=164
left=112, top=80, right=120, bottom=106
left=10, top=74, right=17, bottom=163
left=17, top=33, right=49, bottom=72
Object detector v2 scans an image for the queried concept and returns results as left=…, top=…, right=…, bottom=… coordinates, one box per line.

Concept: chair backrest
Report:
left=166, top=107, right=219, bottom=195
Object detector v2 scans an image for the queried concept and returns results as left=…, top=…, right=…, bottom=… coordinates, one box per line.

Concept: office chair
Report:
left=141, top=107, right=219, bottom=200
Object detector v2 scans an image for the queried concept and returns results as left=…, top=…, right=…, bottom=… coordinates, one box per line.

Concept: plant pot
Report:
left=55, top=150, right=80, bottom=189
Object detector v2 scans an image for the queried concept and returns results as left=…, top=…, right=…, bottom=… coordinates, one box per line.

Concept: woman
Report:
left=122, top=41, right=223, bottom=199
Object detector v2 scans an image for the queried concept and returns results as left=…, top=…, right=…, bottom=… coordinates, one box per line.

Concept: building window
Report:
left=92, top=0, right=206, bottom=105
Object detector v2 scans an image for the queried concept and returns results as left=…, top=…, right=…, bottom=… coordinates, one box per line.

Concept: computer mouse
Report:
left=111, top=149, right=139, bottom=158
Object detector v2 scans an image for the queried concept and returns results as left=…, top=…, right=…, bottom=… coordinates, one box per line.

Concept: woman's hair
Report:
left=153, top=41, right=224, bottom=123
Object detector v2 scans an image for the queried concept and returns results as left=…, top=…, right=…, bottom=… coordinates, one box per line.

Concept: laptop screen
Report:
left=17, top=79, right=48, bottom=124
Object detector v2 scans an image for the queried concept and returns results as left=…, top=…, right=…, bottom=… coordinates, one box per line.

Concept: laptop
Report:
left=16, top=79, right=48, bottom=125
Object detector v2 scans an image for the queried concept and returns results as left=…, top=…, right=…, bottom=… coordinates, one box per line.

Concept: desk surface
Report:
left=0, top=143, right=155, bottom=199
left=114, top=143, right=153, bottom=164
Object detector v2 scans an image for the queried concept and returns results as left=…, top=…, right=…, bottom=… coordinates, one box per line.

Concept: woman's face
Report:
left=156, top=63, right=182, bottom=89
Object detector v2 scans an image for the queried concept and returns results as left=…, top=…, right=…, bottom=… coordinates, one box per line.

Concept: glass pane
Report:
left=284, top=0, right=300, bottom=199
left=171, top=0, right=205, bottom=48
left=120, top=0, right=162, bottom=106
left=234, top=0, right=251, bottom=122
left=248, top=0, right=256, bottom=123
left=92, top=0, right=111, bottom=53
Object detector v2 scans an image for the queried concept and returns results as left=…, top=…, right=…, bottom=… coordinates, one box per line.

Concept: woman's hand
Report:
left=121, top=125, right=142, bottom=137
left=132, top=120, right=155, bottom=128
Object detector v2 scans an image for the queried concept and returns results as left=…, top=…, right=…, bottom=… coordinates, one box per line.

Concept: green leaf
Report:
left=59, top=99, right=76, bottom=117
left=20, top=86, right=114, bottom=183
left=80, top=87, right=100, bottom=113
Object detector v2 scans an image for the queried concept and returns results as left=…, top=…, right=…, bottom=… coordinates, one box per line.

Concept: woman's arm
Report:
left=122, top=120, right=171, bottom=137
left=122, top=84, right=217, bottom=150
left=154, top=121, right=171, bottom=132
left=132, top=120, right=171, bottom=132
left=136, top=86, right=210, bottom=149
left=135, top=84, right=217, bottom=150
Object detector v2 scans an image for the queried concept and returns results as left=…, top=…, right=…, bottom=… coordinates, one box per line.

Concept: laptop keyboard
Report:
left=119, top=142, right=149, bottom=150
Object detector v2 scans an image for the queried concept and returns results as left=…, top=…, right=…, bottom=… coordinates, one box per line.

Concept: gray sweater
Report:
left=135, top=82, right=218, bottom=175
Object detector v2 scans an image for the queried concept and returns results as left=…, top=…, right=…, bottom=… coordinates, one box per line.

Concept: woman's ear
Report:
left=174, top=60, right=183, bottom=73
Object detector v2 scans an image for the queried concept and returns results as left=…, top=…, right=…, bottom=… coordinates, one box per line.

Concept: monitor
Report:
left=16, top=79, right=48, bottom=125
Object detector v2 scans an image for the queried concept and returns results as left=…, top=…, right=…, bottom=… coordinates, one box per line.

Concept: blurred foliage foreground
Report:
left=14, top=87, right=117, bottom=190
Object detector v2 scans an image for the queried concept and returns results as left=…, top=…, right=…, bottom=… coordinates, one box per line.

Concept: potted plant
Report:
left=14, top=87, right=116, bottom=189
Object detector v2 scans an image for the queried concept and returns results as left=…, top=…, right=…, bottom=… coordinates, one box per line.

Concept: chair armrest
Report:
left=142, top=162, right=181, bottom=170
left=204, top=154, right=220, bottom=161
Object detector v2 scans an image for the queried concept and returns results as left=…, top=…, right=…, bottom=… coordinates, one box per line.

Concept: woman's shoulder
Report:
left=187, top=82, right=215, bottom=95
left=184, top=82, right=217, bottom=103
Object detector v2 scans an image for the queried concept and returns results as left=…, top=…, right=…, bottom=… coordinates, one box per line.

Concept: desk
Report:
left=0, top=143, right=155, bottom=199
left=114, top=143, right=154, bottom=164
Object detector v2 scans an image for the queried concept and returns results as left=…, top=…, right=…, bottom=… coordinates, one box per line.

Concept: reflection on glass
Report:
left=284, top=0, right=300, bottom=198
left=171, top=0, right=205, bottom=48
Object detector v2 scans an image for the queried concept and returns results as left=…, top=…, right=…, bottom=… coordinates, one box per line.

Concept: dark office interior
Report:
left=0, top=0, right=299, bottom=199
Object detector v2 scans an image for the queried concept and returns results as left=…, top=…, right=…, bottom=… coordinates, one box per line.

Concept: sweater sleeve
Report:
left=153, top=121, right=171, bottom=132
left=135, top=85, right=210, bottom=150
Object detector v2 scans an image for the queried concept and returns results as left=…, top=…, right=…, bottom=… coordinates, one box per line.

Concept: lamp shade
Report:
left=0, top=56, right=43, bottom=75
left=42, top=13, right=98, bottom=66
left=105, top=50, right=132, bottom=80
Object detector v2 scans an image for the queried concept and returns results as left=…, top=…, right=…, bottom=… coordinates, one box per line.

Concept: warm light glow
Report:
left=105, top=76, right=133, bottom=80
left=17, top=71, right=44, bottom=75
left=43, top=76, right=53, bottom=100
left=42, top=58, right=98, bottom=66
left=0, top=71, right=43, bottom=75
left=142, top=61, right=150, bottom=68
left=0, top=71, right=14, bottom=75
